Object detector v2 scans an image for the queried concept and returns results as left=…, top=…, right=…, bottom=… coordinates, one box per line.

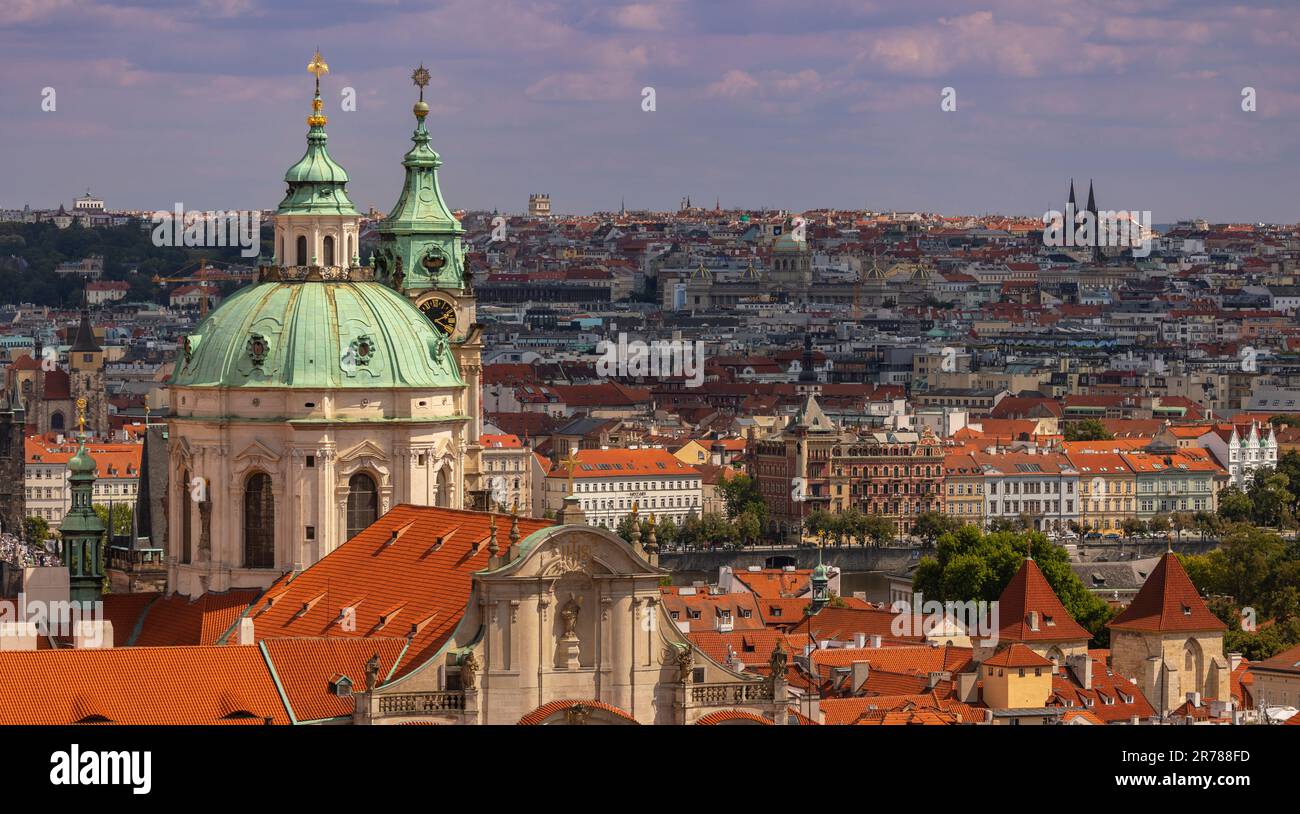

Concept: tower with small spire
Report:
left=273, top=51, right=362, bottom=269
left=378, top=63, right=485, bottom=509
left=68, top=306, right=106, bottom=437
left=61, top=399, right=106, bottom=605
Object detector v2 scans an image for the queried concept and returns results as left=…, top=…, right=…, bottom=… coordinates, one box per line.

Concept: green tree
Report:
left=23, top=516, right=49, bottom=547
left=718, top=473, right=767, bottom=527
left=861, top=515, right=896, bottom=548
left=93, top=503, right=133, bottom=537
left=911, top=511, right=961, bottom=545
left=913, top=526, right=1115, bottom=645
left=1217, top=486, right=1253, bottom=523
left=1246, top=467, right=1294, bottom=528
left=1063, top=419, right=1112, bottom=442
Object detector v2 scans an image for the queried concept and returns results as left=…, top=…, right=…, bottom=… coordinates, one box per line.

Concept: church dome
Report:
left=772, top=231, right=807, bottom=253
left=172, top=279, right=462, bottom=390
left=68, top=442, right=96, bottom=477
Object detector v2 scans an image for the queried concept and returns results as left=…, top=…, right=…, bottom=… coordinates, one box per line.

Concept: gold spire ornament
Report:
left=307, top=50, right=329, bottom=127
left=411, top=64, right=430, bottom=100
left=76, top=397, right=87, bottom=434
left=562, top=449, right=581, bottom=495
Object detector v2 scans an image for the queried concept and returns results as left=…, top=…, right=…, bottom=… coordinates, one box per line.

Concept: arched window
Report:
left=51, top=412, right=64, bottom=430
left=323, top=235, right=335, bottom=267
left=243, top=472, right=274, bottom=568
left=346, top=472, right=378, bottom=539
left=435, top=467, right=451, bottom=508
left=295, top=235, right=307, bottom=266
left=181, top=468, right=192, bottom=564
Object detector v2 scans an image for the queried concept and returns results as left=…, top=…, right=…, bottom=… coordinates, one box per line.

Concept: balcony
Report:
left=377, top=691, right=466, bottom=716
left=106, top=545, right=165, bottom=573
left=689, top=681, right=773, bottom=707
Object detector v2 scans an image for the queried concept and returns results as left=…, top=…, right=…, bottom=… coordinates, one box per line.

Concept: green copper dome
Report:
left=172, top=280, right=462, bottom=389
left=68, top=442, right=97, bottom=477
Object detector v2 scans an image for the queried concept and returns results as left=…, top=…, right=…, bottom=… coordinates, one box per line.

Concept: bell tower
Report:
left=378, top=64, right=485, bottom=507
left=61, top=399, right=106, bottom=606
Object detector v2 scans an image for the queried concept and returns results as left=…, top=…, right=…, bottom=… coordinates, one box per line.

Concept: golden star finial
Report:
left=412, top=64, right=430, bottom=101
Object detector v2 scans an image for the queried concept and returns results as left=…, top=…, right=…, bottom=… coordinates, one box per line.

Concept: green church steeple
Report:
left=276, top=51, right=359, bottom=217
left=60, top=400, right=106, bottom=606
left=376, top=64, right=466, bottom=291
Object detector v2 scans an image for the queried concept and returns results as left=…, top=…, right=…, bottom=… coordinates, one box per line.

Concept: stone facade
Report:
left=359, top=525, right=783, bottom=725
left=1109, top=629, right=1229, bottom=715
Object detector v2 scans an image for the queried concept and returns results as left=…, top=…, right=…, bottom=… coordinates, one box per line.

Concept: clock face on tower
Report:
left=420, top=297, right=458, bottom=336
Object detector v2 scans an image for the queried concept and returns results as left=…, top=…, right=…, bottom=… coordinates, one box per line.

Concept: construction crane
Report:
left=152, top=259, right=251, bottom=319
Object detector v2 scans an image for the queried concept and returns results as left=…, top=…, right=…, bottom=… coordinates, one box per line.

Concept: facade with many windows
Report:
left=544, top=447, right=702, bottom=530
left=24, top=437, right=140, bottom=528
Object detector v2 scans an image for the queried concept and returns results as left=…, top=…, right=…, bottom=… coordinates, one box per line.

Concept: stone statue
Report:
left=560, top=594, right=582, bottom=640
left=564, top=703, right=590, bottom=725
left=769, top=640, right=788, bottom=677
left=460, top=649, right=480, bottom=690
left=675, top=645, right=694, bottom=685
left=197, top=496, right=212, bottom=561
left=364, top=653, right=381, bottom=691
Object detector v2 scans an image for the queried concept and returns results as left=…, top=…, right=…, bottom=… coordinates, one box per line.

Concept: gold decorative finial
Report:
left=307, top=50, right=329, bottom=86
left=562, top=449, right=581, bottom=495
left=307, top=51, right=329, bottom=127
left=76, top=397, right=87, bottom=433
left=412, top=64, right=430, bottom=99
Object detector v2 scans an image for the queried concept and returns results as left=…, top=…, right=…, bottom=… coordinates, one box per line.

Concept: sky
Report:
left=1, top=0, right=1298, bottom=222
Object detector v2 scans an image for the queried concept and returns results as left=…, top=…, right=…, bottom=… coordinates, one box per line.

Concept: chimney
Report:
left=926, top=670, right=949, bottom=690
left=851, top=661, right=870, bottom=693
left=957, top=671, right=978, bottom=702
left=1187, top=691, right=1201, bottom=708
left=238, top=617, right=256, bottom=646
left=869, top=634, right=882, bottom=648
left=1066, top=653, right=1093, bottom=690
left=853, top=632, right=866, bottom=649
left=1229, top=652, right=1242, bottom=673
left=73, top=620, right=113, bottom=649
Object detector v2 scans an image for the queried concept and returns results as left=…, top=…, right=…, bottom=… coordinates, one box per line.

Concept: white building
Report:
left=1197, top=421, right=1277, bottom=488
left=545, top=447, right=702, bottom=530
left=972, top=451, right=1079, bottom=533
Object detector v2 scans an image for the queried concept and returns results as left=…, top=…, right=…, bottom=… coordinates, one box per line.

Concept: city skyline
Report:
left=2, top=1, right=1299, bottom=221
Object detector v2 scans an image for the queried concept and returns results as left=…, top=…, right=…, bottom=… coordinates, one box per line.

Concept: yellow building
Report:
left=942, top=453, right=984, bottom=528
left=981, top=644, right=1054, bottom=712
left=1065, top=449, right=1136, bottom=534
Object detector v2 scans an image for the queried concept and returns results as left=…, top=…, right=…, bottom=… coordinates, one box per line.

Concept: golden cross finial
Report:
left=76, top=397, right=87, bottom=433
left=562, top=449, right=581, bottom=493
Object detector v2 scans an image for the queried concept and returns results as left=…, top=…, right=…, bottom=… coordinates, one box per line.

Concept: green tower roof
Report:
left=68, top=439, right=96, bottom=477
left=276, top=56, right=359, bottom=217
left=172, top=279, right=463, bottom=390
left=376, top=66, right=465, bottom=291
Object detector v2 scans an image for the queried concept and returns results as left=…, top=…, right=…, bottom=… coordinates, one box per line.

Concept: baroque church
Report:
left=165, top=56, right=484, bottom=597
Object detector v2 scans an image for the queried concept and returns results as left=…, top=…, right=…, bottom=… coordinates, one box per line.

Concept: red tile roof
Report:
left=0, top=645, right=290, bottom=725
left=517, top=699, right=637, bottom=725
left=247, top=505, right=553, bottom=679
left=261, top=636, right=408, bottom=723
left=131, top=589, right=261, bottom=647
left=984, top=643, right=1054, bottom=669
left=1108, top=552, right=1226, bottom=633
left=996, top=558, right=1092, bottom=643
left=695, top=710, right=771, bottom=725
